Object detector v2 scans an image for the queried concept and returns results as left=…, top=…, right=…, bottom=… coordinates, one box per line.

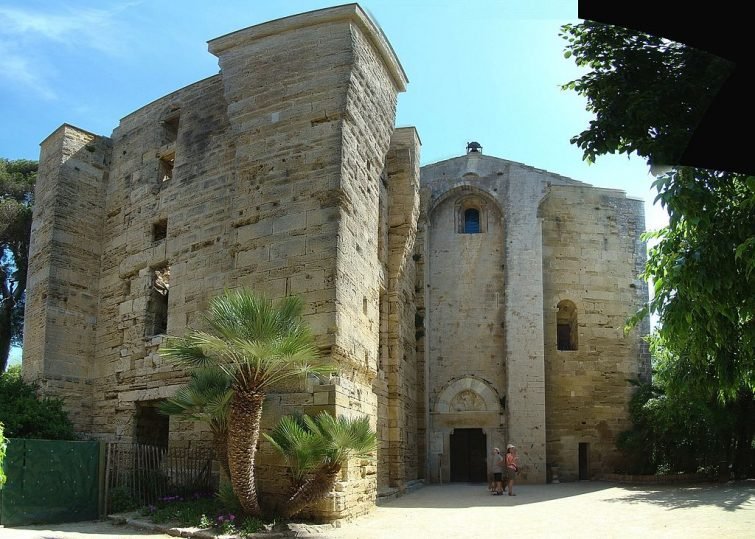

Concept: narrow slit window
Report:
left=162, top=114, right=180, bottom=144
left=159, top=153, right=175, bottom=182
left=146, top=265, right=170, bottom=336
left=556, top=300, right=578, bottom=351
left=464, top=208, right=481, bottom=234
left=152, top=219, right=167, bottom=241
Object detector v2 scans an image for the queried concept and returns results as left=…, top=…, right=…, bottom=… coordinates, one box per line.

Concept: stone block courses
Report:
left=22, top=2, right=648, bottom=522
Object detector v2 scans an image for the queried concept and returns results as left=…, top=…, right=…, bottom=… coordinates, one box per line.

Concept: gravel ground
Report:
left=2, top=481, right=753, bottom=539
left=324, top=481, right=755, bottom=539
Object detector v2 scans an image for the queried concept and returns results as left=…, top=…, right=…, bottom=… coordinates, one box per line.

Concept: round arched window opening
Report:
left=556, top=300, right=578, bottom=351
left=454, top=198, right=487, bottom=234
left=464, top=208, right=481, bottom=234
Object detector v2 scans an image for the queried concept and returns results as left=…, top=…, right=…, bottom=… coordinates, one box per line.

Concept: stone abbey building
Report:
left=23, top=4, right=650, bottom=519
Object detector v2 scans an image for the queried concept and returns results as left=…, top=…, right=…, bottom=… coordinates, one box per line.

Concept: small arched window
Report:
left=454, top=196, right=488, bottom=234
left=556, top=300, right=578, bottom=351
left=463, top=208, right=481, bottom=234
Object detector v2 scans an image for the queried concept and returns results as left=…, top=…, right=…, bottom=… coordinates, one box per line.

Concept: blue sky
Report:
left=1, top=1, right=665, bottom=365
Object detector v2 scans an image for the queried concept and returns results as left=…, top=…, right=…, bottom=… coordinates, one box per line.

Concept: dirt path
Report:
left=2, top=481, right=753, bottom=538
left=0, top=519, right=174, bottom=539
left=322, top=481, right=755, bottom=538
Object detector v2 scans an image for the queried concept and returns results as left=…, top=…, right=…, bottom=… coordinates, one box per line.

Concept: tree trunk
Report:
left=213, top=429, right=230, bottom=479
left=280, top=463, right=341, bottom=519
left=228, top=390, right=264, bottom=516
left=0, top=287, right=13, bottom=373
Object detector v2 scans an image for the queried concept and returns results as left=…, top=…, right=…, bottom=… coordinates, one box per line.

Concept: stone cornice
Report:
left=208, top=3, right=408, bottom=92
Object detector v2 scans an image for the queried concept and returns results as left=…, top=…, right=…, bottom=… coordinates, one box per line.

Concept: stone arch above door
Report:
left=435, top=377, right=500, bottom=413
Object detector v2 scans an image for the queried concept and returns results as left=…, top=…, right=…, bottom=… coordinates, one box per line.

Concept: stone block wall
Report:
left=23, top=124, right=111, bottom=431
left=501, top=163, right=550, bottom=483
left=24, top=4, right=412, bottom=521
left=425, top=192, right=505, bottom=401
left=420, top=155, right=510, bottom=483
left=417, top=154, right=644, bottom=485
left=375, top=128, right=421, bottom=493
left=88, top=74, right=231, bottom=443
left=541, top=185, right=649, bottom=481
left=413, top=193, right=429, bottom=482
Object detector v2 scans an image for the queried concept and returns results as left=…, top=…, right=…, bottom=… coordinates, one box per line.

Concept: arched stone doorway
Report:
left=430, top=377, right=505, bottom=483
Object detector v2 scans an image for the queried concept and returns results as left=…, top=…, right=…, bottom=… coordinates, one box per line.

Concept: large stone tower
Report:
left=23, top=4, right=421, bottom=519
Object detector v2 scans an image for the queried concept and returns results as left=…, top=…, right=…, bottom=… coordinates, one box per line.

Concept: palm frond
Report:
left=270, top=412, right=376, bottom=479
left=162, top=289, right=325, bottom=393
left=308, top=413, right=376, bottom=465
left=264, top=415, right=326, bottom=485
left=159, top=334, right=218, bottom=369
left=158, top=368, right=232, bottom=434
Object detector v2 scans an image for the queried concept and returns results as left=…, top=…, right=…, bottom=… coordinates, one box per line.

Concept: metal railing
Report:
left=104, top=442, right=216, bottom=513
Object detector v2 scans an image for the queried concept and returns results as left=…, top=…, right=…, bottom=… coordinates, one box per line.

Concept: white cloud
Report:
left=0, top=3, right=140, bottom=98
left=0, top=4, right=136, bottom=55
left=0, top=42, right=57, bottom=100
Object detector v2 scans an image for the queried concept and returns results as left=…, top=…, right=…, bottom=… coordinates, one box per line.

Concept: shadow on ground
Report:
left=378, top=480, right=755, bottom=511
left=3, top=518, right=174, bottom=539
left=379, top=481, right=614, bottom=508
left=604, top=480, right=755, bottom=512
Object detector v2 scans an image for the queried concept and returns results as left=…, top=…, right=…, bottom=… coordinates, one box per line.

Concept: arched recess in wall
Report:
left=428, top=184, right=503, bottom=234
left=457, top=200, right=485, bottom=234
left=435, top=376, right=501, bottom=413
left=556, top=299, right=578, bottom=351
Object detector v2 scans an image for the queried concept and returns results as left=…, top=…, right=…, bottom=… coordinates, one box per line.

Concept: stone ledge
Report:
left=108, top=512, right=306, bottom=538
left=376, top=479, right=425, bottom=504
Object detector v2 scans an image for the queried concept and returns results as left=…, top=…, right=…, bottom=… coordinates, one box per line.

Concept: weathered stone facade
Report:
left=417, top=153, right=650, bottom=485
left=23, top=3, right=649, bottom=520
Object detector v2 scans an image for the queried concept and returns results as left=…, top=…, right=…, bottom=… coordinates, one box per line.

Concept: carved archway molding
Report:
left=435, top=376, right=500, bottom=413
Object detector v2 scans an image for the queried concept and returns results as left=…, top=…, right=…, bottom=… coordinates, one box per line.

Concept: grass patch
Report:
left=143, top=495, right=222, bottom=526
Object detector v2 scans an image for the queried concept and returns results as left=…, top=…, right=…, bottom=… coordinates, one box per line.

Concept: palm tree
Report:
left=158, top=368, right=233, bottom=477
left=265, top=412, right=377, bottom=518
left=159, top=289, right=327, bottom=516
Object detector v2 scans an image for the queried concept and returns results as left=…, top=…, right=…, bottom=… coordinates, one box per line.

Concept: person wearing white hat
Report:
left=491, top=447, right=505, bottom=495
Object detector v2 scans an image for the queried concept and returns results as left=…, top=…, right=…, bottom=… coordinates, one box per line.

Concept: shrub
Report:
left=616, top=380, right=734, bottom=476
left=141, top=492, right=222, bottom=526
left=0, top=421, right=7, bottom=488
left=0, top=366, right=76, bottom=439
left=108, top=486, right=140, bottom=513
left=141, top=492, right=265, bottom=536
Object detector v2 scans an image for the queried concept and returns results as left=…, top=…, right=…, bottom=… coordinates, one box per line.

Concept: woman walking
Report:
left=505, top=444, right=519, bottom=496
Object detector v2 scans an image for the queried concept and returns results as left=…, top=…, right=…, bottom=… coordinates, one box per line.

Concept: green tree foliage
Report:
left=1, top=421, right=7, bottom=488
left=642, top=169, right=755, bottom=401
left=0, top=158, right=37, bottom=373
left=560, top=22, right=733, bottom=168
left=264, top=412, right=376, bottom=518
left=562, top=22, right=754, bottom=477
left=616, top=380, right=732, bottom=475
left=160, top=289, right=329, bottom=517
left=0, top=366, right=76, bottom=440
left=159, top=368, right=233, bottom=477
